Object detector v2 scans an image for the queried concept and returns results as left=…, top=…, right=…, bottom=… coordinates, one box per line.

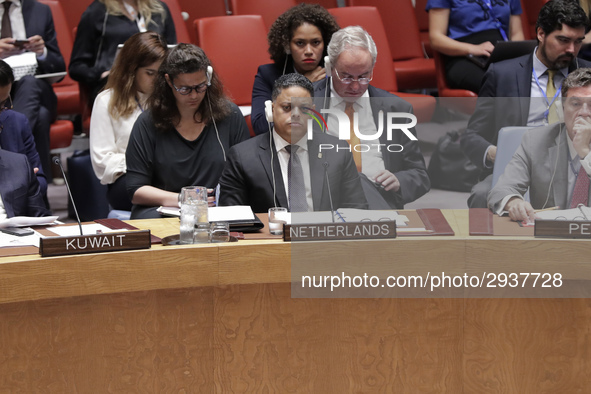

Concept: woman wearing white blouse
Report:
left=90, top=31, right=167, bottom=210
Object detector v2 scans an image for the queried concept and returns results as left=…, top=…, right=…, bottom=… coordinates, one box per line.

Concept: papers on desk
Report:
left=521, top=205, right=591, bottom=226
left=157, top=205, right=255, bottom=221
left=49, top=223, right=126, bottom=237
left=0, top=229, right=41, bottom=247
left=291, top=209, right=410, bottom=227
left=0, top=216, right=58, bottom=228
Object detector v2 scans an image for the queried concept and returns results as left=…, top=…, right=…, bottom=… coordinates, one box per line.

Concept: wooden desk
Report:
left=0, top=211, right=589, bottom=392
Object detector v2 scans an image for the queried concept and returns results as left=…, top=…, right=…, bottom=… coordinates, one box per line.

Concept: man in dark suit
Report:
left=0, top=148, right=50, bottom=218
left=219, top=73, right=367, bottom=213
left=461, top=0, right=591, bottom=208
left=0, top=0, right=66, bottom=181
left=0, top=60, right=47, bottom=200
left=313, top=26, right=429, bottom=209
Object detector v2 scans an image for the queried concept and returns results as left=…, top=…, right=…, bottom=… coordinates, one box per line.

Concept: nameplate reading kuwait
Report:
left=284, top=221, right=396, bottom=242
left=40, top=230, right=152, bottom=257
left=534, top=220, right=591, bottom=239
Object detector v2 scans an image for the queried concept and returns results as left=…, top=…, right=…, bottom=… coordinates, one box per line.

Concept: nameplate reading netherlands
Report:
left=284, top=221, right=396, bottom=242
left=534, top=220, right=591, bottom=239
left=40, top=230, right=152, bottom=257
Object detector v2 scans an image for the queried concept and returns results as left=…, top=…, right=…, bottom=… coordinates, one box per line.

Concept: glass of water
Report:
left=268, top=207, right=288, bottom=235
left=179, top=186, right=208, bottom=244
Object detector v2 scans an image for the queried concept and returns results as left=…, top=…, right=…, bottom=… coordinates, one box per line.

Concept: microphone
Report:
left=323, top=162, right=335, bottom=223
left=53, top=156, right=83, bottom=236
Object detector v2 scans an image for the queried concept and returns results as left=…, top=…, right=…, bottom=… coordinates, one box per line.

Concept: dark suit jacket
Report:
left=218, top=132, right=368, bottom=213
left=313, top=80, right=430, bottom=208
left=461, top=53, right=591, bottom=173
left=0, top=110, right=47, bottom=195
left=22, top=0, right=66, bottom=75
left=0, top=149, right=50, bottom=217
left=251, top=63, right=295, bottom=136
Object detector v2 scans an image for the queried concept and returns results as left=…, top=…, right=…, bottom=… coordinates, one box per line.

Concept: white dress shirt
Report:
left=272, top=131, right=313, bottom=211
left=90, top=89, right=144, bottom=185
left=0, top=0, right=47, bottom=59
left=326, top=78, right=385, bottom=180
left=0, top=194, right=6, bottom=220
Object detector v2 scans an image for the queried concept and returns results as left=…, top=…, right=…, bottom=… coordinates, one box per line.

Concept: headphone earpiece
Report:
left=265, top=100, right=273, bottom=123
left=206, top=65, right=213, bottom=86
left=324, top=56, right=331, bottom=77
left=285, top=46, right=291, bottom=55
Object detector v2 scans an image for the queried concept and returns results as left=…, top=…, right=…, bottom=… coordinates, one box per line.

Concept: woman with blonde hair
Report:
left=90, top=31, right=168, bottom=211
left=70, top=0, right=176, bottom=106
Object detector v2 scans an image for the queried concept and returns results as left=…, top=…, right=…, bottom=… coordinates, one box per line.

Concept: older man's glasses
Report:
left=172, top=82, right=208, bottom=95
left=334, top=68, right=373, bottom=85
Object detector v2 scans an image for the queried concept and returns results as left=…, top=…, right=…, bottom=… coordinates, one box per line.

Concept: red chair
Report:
left=328, top=6, right=436, bottom=122
left=38, top=0, right=75, bottom=151
left=520, top=0, right=532, bottom=40
left=177, top=0, right=228, bottom=44
left=347, top=0, right=436, bottom=91
left=194, top=15, right=270, bottom=136
left=433, top=51, right=477, bottom=114
left=524, top=0, right=549, bottom=39
left=414, top=0, right=432, bottom=58
left=230, top=0, right=297, bottom=29
left=161, top=0, right=191, bottom=43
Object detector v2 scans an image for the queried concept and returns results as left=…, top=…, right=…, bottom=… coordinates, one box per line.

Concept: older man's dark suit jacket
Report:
left=0, top=149, right=50, bottom=217
left=218, top=132, right=368, bottom=213
left=461, top=53, right=591, bottom=173
left=313, top=80, right=430, bottom=208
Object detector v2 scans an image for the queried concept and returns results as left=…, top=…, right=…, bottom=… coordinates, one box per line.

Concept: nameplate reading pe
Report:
left=534, top=220, right=591, bottom=239
left=284, top=221, right=396, bottom=242
left=40, top=230, right=151, bottom=257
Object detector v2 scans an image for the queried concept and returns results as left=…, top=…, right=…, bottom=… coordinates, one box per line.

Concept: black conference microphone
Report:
left=323, top=162, right=335, bottom=223
left=53, top=156, right=83, bottom=236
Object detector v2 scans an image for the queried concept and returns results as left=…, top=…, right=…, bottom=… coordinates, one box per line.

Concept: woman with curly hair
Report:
left=251, top=3, right=339, bottom=135
left=125, top=44, right=249, bottom=219
left=90, top=31, right=167, bottom=211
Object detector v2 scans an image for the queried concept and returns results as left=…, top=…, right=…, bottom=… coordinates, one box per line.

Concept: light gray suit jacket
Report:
left=488, top=123, right=591, bottom=211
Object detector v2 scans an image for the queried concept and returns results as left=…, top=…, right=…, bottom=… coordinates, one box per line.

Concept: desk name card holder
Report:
left=284, top=221, right=396, bottom=242
left=39, top=230, right=152, bottom=257
left=534, top=220, right=591, bottom=239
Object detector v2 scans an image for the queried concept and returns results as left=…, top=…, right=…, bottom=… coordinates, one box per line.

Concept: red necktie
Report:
left=570, top=166, right=590, bottom=208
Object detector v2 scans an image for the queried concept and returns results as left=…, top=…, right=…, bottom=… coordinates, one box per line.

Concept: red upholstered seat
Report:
left=230, top=0, right=296, bottom=29
left=328, top=6, right=436, bottom=122
left=49, top=120, right=74, bottom=151
left=161, top=0, right=191, bottom=43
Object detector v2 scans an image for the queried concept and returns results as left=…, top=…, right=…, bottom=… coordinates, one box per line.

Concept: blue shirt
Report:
left=426, top=0, right=522, bottom=40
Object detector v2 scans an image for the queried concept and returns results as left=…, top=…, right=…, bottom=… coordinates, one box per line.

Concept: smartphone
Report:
left=13, top=40, right=30, bottom=48
left=0, top=227, right=34, bottom=236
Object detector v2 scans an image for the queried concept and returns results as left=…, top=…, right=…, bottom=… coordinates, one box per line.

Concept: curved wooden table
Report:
left=0, top=211, right=589, bottom=392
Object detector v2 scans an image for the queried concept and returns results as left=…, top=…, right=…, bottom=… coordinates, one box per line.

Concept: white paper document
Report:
left=157, top=205, right=255, bottom=221
left=0, top=216, right=58, bottom=228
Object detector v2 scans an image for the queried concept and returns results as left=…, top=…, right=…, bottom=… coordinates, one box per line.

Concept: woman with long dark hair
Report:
left=125, top=44, right=249, bottom=219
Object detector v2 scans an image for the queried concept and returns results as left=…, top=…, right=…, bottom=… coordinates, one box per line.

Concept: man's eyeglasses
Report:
left=334, top=68, right=373, bottom=85
left=0, top=95, right=12, bottom=111
left=172, top=82, right=208, bottom=95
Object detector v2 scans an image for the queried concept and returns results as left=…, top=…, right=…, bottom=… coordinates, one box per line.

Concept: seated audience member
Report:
left=251, top=3, right=339, bottom=135
left=488, top=68, right=591, bottom=221
left=0, top=0, right=66, bottom=182
left=314, top=26, right=430, bottom=209
left=462, top=0, right=591, bottom=208
left=219, top=73, right=367, bottom=213
left=0, top=149, right=50, bottom=219
left=69, top=0, right=177, bottom=107
left=426, top=0, right=524, bottom=93
left=0, top=60, right=47, bottom=200
left=90, top=32, right=167, bottom=211
left=125, top=44, right=249, bottom=219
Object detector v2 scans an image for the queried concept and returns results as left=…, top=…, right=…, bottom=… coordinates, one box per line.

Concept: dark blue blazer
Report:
left=0, top=110, right=47, bottom=196
left=313, top=80, right=430, bottom=208
left=251, top=63, right=295, bottom=136
left=461, top=53, right=591, bottom=172
left=218, top=132, right=368, bottom=213
left=0, top=149, right=50, bottom=217
left=22, top=0, right=66, bottom=75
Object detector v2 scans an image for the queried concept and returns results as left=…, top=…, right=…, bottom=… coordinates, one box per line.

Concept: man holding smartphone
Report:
left=0, top=0, right=66, bottom=184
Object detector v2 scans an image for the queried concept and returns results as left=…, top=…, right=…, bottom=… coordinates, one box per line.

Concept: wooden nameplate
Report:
left=284, top=221, right=396, bottom=242
left=39, top=230, right=152, bottom=257
left=534, top=220, right=591, bottom=239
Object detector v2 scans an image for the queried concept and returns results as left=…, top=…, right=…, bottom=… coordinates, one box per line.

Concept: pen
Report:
left=534, top=206, right=560, bottom=213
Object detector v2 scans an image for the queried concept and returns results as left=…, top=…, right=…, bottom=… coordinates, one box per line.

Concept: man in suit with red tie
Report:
left=488, top=68, right=591, bottom=221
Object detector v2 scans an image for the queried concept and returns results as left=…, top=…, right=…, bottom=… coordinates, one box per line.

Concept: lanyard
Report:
left=532, top=66, right=561, bottom=122
left=484, top=0, right=508, bottom=41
